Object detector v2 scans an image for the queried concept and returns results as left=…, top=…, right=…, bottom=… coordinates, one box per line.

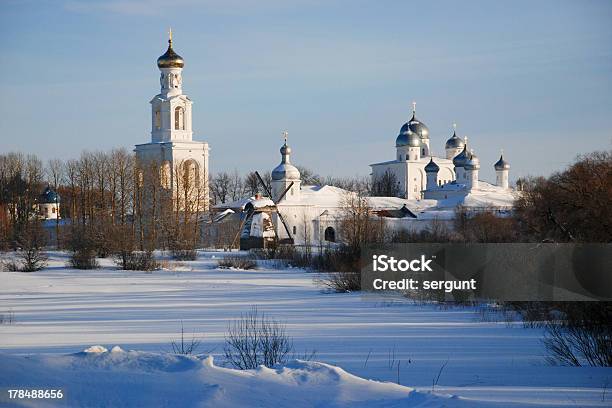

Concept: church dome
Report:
left=272, top=143, right=301, bottom=181
left=452, top=145, right=469, bottom=167
left=464, top=151, right=480, bottom=170
left=494, top=154, right=510, bottom=170
left=408, top=113, right=429, bottom=140
left=396, top=128, right=421, bottom=147
left=157, top=38, right=184, bottom=69
left=398, top=112, right=430, bottom=141
left=39, top=186, right=60, bottom=204
left=272, top=163, right=300, bottom=181
left=445, top=130, right=465, bottom=149
left=424, top=157, right=440, bottom=173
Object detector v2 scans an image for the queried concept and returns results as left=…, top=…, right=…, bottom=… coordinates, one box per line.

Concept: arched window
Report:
left=174, top=106, right=185, bottom=130
left=422, top=149, right=425, bottom=155
left=160, top=161, right=171, bottom=189
left=324, top=227, right=335, bottom=242
left=182, top=160, right=199, bottom=189
left=292, top=226, right=297, bottom=235
left=154, top=110, right=161, bottom=130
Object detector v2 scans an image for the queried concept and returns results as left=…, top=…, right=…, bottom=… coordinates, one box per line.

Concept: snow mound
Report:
left=0, top=350, right=471, bottom=408
left=83, top=345, right=107, bottom=353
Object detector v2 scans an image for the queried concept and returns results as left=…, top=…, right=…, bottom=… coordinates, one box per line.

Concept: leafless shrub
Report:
left=542, top=303, right=612, bottom=367
left=292, top=348, right=318, bottom=361
left=170, top=321, right=202, bottom=355
left=224, top=307, right=293, bottom=369
left=318, top=270, right=360, bottom=293
left=115, top=251, right=159, bottom=271
left=432, top=359, right=449, bottom=392
left=68, top=249, right=99, bottom=269
left=1, top=259, right=21, bottom=272
left=217, top=257, right=257, bottom=270
left=0, top=309, right=15, bottom=325
left=171, top=248, right=198, bottom=261
left=15, top=222, right=48, bottom=272
left=67, top=227, right=99, bottom=269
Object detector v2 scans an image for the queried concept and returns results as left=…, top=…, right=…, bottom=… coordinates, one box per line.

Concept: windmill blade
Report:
left=268, top=181, right=294, bottom=240
left=275, top=210, right=293, bottom=241
left=253, top=171, right=294, bottom=242
left=254, top=171, right=272, bottom=198
left=276, top=182, right=294, bottom=203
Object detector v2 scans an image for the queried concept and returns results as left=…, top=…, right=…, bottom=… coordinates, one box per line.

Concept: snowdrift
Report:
left=0, top=346, right=475, bottom=408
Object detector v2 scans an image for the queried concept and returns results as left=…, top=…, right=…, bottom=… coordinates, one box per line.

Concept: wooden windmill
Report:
left=230, top=172, right=294, bottom=249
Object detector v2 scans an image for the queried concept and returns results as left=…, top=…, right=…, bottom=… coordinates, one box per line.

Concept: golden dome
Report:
left=157, top=30, right=184, bottom=69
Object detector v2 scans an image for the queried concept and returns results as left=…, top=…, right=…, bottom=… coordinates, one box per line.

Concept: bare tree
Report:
left=296, top=166, right=322, bottom=185
left=212, top=172, right=231, bottom=204
left=224, top=307, right=293, bottom=369
left=229, top=169, right=245, bottom=202
left=46, top=159, right=64, bottom=248
left=514, top=150, right=612, bottom=242
left=371, top=170, right=400, bottom=197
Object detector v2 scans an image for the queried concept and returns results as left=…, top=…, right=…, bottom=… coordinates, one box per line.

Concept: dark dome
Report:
left=424, top=157, right=440, bottom=173
left=452, top=145, right=469, bottom=167
left=494, top=154, right=510, bottom=170
left=157, top=39, right=184, bottom=69
left=445, top=130, right=465, bottom=149
left=39, top=186, right=60, bottom=204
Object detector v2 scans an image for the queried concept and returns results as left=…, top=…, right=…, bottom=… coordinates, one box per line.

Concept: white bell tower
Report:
left=135, top=29, right=210, bottom=211
left=150, top=28, right=193, bottom=143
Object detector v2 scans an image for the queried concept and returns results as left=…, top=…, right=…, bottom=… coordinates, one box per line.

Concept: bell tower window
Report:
left=174, top=106, right=185, bottom=130
left=154, top=110, right=161, bottom=130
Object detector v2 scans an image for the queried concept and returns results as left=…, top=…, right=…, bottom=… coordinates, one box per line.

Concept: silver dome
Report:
left=445, top=130, right=465, bottom=149
left=399, top=112, right=429, bottom=140
left=494, top=155, right=510, bottom=170
left=272, top=143, right=301, bottom=181
left=272, top=163, right=300, bottom=180
left=396, top=128, right=421, bottom=147
left=464, top=151, right=481, bottom=170
left=452, top=145, right=469, bottom=167
left=424, top=157, right=440, bottom=173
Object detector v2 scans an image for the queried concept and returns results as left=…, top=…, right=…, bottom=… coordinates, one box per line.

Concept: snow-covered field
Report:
left=0, top=251, right=610, bottom=407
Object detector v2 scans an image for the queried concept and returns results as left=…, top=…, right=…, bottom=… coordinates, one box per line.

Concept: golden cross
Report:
left=282, top=130, right=288, bottom=144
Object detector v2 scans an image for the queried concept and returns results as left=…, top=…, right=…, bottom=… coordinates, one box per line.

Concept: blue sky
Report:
left=1, top=0, right=611, bottom=183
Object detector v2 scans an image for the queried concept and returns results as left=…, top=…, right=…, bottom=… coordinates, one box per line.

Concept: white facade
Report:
left=38, top=203, right=60, bottom=220
left=135, top=33, right=209, bottom=211
left=218, top=135, right=515, bottom=246
left=370, top=107, right=512, bottom=203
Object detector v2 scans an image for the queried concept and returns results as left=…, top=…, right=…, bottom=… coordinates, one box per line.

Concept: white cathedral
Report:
left=370, top=102, right=511, bottom=201
left=135, top=31, right=210, bottom=210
